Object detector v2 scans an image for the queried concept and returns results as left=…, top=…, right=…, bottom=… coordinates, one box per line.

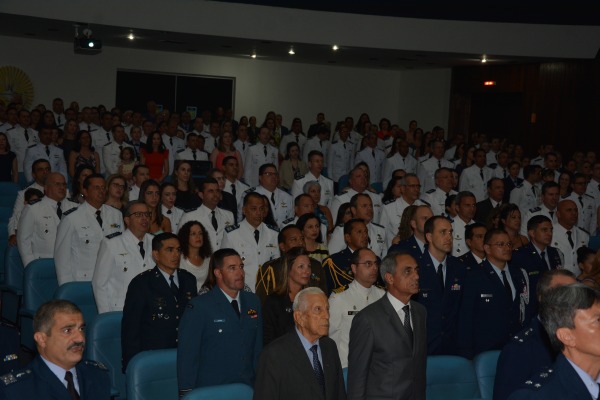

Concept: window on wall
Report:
left=115, top=70, right=235, bottom=118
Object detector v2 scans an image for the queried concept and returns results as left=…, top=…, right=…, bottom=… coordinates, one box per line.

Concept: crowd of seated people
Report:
left=2, top=97, right=600, bottom=399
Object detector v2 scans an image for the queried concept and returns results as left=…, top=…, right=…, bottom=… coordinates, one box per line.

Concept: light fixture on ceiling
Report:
left=332, top=45, right=339, bottom=51
left=251, top=50, right=257, bottom=59
left=481, top=54, right=488, bottom=63
left=288, top=46, right=295, bottom=55
left=127, top=32, right=135, bottom=40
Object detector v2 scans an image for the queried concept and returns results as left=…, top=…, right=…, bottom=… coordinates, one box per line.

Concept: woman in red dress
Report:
left=140, top=131, right=169, bottom=182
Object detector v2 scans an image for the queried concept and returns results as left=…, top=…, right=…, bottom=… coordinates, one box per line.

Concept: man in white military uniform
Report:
left=330, top=166, right=383, bottom=224
left=51, top=97, right=66, bottom=129
left=160, top=183, right=184, bottom=233
left=381, top=173, right=426, bottom=248
left=451, top=191, right=477, bottom=257
left=178, top=177, right=235, bottom=249
left=176, top=133, right=209, bottom=162
left=252, top=164, right=293, bottom=228
left=354, top=133, right=386, bottom=186
left=162, top=127, right=186, bottom=175
left=420, top=167, right=457, bottom=216
left=202, top=121, right=221, bottom=154
left=278, top=122, right=307, bottom=157
left=221, top=192, right=279, bottom=291
left=328, top=193, right=387, bottom=259
left=6, top=109, right=38, bottom=172
left=54, top=174, right=124, bottom=285
left=92, top=201, right=154, bottom=313
left=24, top=127, right=67, bottom=181
left=291, top=150, right=334, bottom=207
left=328, top=125, right=355, bottom=193
left=510, top=165, right=542, bottom=213
left=566, top=173, right=597, bottom=234
left=93, top=112, right=115, bottom=172
left=328, top=248, right=385, bottom=368
left=243, top=127, right=279, bottom=188
left=79, top=107, right=100, bottom=134
left=103, top=125, right=133, bottom=175
left=383, top=139, right=418, bottom=188
left=280, top=194, right=328, bottom=242
left=17, top=173, right=78, bottom=267
left=129, top=165, right=150, bottom=201
left=552, top=199, right=589, bottom=274
left=417, top=139, right=455, bottom=192
left=302, top=125, right=330, bottom=167
left=520, top=181, right=560, bottom=236
left=459, top=148, right=494, bottom=202
left=221, top=155, right=249, bottom=220
left=233, top=125, right=251, bottom=161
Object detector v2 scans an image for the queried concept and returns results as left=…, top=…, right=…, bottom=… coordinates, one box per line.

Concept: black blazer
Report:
left=254, top=330, right=346, bottom=400
left=262, top=293, right=295, bottom=345
left=475, top=198, right=499, bottom=224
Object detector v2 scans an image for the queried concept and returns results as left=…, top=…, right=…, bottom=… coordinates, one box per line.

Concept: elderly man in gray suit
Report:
left=347, top=250, right=427, bottom=400
left=253, top=287, right=346, bottom=400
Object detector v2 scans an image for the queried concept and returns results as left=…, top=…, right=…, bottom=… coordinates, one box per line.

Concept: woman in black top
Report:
left=0, top=133, right=18, bottom=182
left=172, top=160, right=200, bottom=210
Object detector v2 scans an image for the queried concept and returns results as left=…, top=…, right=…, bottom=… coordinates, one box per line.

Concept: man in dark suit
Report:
left=416, top=216, right=467, bottom=355
left=121, top=233, right=197, bottom=371
left=475, top=178, right=504, bottom=223
left=177, top=248, right=263, bottom=397
left=347, top=251, right=427, bottom=400
left=388, top=204, right=433, bottom=261
left=0, top=300, right=110, bottom=399
left=457, top=229, right=531, bottom=359
left=254, top=287, right=346, bottom=400
left=511, top=215, right=563, bottom=317
left=508, top=284, right=600, bottom=400
left=458, top=222, right=487, bottom=269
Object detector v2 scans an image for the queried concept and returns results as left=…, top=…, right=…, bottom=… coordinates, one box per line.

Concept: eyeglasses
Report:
left=262, top=172, right=279, bottom=177
left=128, top=211, right=151, bottom=218
left=488, top=242, right=513, bottom=249
left=111, top=183, right=126, bottom=189
left=356, top=261, right=380, bottom=268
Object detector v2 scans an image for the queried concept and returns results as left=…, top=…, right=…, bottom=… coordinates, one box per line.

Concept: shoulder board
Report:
left=245, top=187, right=256, bottom=194
left=585, top=193, right=594, bottom=199
left=225, top=224, right=240, bottom=233
left=265, top=224, right=280, bottom=232
left=184, top=207, right=198, bottom=213
left=577, top=226, right=590, bottom=235
left=106, top=231, right=122, bottom=239
left=511, top=327, right=534, bottom=344
left=333, top=284, right=350, bottom=294
left=383, top=198, right=395, bottom=205
left=419, top=198, right=430, bottom=206
left=29, top=198, right=42, bottom=205
left=426, top=189, right=436, bottom=194
left=28, top=143, right=36, bottom=148
left=523, top=366, right=553, bottom=390
left=294, top=175, right=305, bottom=180
left=372, top=222, right=384, bottom=229
left=529, top=206, right=541, bottom=213
left=84, top=360, right=108, bottom=371
left=282, top=217, right=295, bottom=224
left=560, top=194, right=569, bottom=199
left=1, top=369, right=31, bottom=386
left=6, top=126, right=15, bottom=131
left=516, top=183, right=523, bottom=188
left=331, top=140, right=338, bottom=144
left=104, top=142, right=112, bottom=146
left=339, top=189, right=349, bottom=194
left=176, top=149, right=185, bottom=153
left=63, top=207, right=77, bottom=216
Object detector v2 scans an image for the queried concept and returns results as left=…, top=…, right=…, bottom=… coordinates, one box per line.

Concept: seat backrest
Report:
left=54, top=282, right=98, bottom=328
left=0, top=206, right=11, bottom=223
left=87, top=311, right=125, bottom=398
left=3, top=245, right=24, bottom=292
left=22, top=258, right=58, bottom=313
left=182, top=384, right=253, bottom=400
left=126, top=349, right=178, bottom=400
left=0, top=222, right=8, bottom=284
left=0, top=182, right=20, bottom=196
left=426, top=355, right=481, bottom=400
left=473, top=350, right=501, bottom=400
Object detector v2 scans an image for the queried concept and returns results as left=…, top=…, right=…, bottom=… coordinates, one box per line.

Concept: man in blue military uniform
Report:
left=458, top=222, right=487, bottom=269
left=457, top=229, right=531, bottom=359
left=508, top=283, right=600, bottom=400
left=494, top=269, right=576, bottom=400
left=121, top=232, right=197, bottom=371
left=416, top=216, right=467, bottom=355
left=0, top=300, right=110, bottom=400
left=177, top=248, right=262, bottom=397
left=322, top=218, right=369, bottom=294
left=511, top=215, right=563, bottom=317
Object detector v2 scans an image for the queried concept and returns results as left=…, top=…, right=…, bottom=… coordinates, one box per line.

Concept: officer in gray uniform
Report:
left=24, top=127, right=67, bottom=181
left=243, top=127, right=279, bottom=187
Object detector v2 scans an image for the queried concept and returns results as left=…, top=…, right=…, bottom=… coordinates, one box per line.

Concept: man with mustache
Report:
left=0, top=300, right=110, bottom=399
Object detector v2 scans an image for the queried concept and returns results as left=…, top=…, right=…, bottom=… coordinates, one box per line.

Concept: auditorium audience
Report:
left=177, top=220, right=213, bottom=289
left=138, top=179, right=171, bottom=234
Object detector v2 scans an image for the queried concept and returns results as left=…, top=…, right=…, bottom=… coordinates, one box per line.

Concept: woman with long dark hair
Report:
left=171, top=160, right=200, bottom=210
left=178, top=220, right=213, bottom=289
left=68, top=130, right=100, bottom=177
left=140, top=131, right=169, bottom=182
left=139, top=179, right=172, bottom=234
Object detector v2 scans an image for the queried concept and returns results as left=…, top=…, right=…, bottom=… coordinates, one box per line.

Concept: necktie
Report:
left=343, top=142, right=346, bottom=149
left=549, top=210, right=555, bottom=220
left=24, top=128, right=29, bottom=142
left=87, top=124, right=91, bottom=132
left=319, top=140, right=323, bottom=149
left=45, top=145, right=50, bottom=157
left=169, top=275, right=179, bottom=296
left=56, top=201, right=62, bottom=219
left=231, top=183, right=236, bottom=198
left=263, top=145, right=267, bottom=157
left=372, top=149, right=375, bottom=158
left=445, top=192, right=449, bottom=198
left=531, top=185, right=537, bottom=196
left=169, top=137, right=173, bottom=146
left=567, top=230, right=574, bottom=248
left=242, top=142, right=246, bottom=151
left=540, top=251, right=550, bottom=270
left=503, top=169, right=507, bottom=178
left=271, top=192, right=275, bottom=205
left=106, top=131, right=110, bottom=142
left=211, top=210, right=218, bottom=230
left=119, top=145, right=123, bottom=151
left=480, top=168, right=484, bottom=181
left=254, top=229, right=260, bottom=244
left=578, top=196, right=584, bottom=207
left=438, top=160, right=441, bottom=169
left=437, top=263, right=444, bottom=289
left=64, top=371, right=80, bottom=400
left=501, top=270, right=513, bottom=300
left=402, top=305, right=413, bottom=343
left=166, top=209, right=172, bottom=214
left=58, top=115, right=62, bottom=125
left=95, top=210, right=103, bottom=227
left=138, top=241, right=145, bottom=258
left=231, top=299, right=241, bottom=318
left=309, top=345, right=326, bottom=394
left=192, top=150, right=197, bottom=160
left=295, top=134, right=299, bottom=143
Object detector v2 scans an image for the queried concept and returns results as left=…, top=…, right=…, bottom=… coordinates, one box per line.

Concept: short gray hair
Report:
left=540, top=283, right=600, bottom=352
left=293, top=287, right=325, bottom=312
left=302, top=180, right=321, bottom=194
left=379, top=251, right=413, bottom=282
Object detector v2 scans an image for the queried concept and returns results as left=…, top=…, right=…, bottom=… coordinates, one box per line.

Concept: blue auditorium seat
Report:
left=181, top=383, right=253, bottom=400
left=473, top=350, right=501, bottom=400
left=126, top=349, right=178, bottom=400
left=426, top=355, right=482, bottom=400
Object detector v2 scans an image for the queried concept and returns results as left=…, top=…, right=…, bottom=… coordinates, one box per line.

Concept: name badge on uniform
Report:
left=481, top=293, right=493, bottom=303
left=450, top=283, right=461, bottom=291
left=214, top=319, right=226, bottom=323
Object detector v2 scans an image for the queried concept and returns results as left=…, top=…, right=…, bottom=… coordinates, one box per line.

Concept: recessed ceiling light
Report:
left=251, top=51, right=257, bottom=59
left=332, top=45, right=339, bottom=51
left=127, top=32, right=135, bottom=40
left=288, top=47, right=295, bottom=55
left=481, top=54, right=488, bottom=63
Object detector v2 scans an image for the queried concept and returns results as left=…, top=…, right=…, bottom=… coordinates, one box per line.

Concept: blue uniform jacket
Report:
left=388, top=235, right=424, bottom=262
left=415, top=250, right=467, bottom=355
left=322, top=247, right=354, bottom=294
left=0, top=356, right=110, bottom=400
left=177, top=287, right=262, bottom=397
left=457, top=251, right=482, bottom=270
left=508, top=354, right=593, bottom=400
left=510, top=243, right=561, bottom=318
left=457, top=260, right=530, bottom=359
left=494, top=317, right=555, bottom=400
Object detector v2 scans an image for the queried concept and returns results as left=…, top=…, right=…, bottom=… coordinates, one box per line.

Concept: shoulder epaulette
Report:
left=282, top=217, right=295, bottom=225
left=84, top=360, right=108, bottom=371
left=529, top=206, right=541, bottom=213
left=225, top=224, right=239, bottom=233
left=28, top=143, right=36, bottom=148
left=0, top=369, right=31, bottom=386
left=516, top=183, right=524, bottom=188
left=560, top=194, right=569, bottom=199
left=245, top=187, right=256, bottom=194
left=585, top=193, right=594, bottom=199
left=331, top=140, right=338, bottom=144
left=577, top=226, right=590, bottom=235
left=184, top=207, right=198, bottom=213
left=372, top=222, right=384, bottom=229
left=265, top=224, right=280, bottom=232
left=104, top=142, right=112, bottom=146
left=176, top=149, right=185, bottom=153
left=511, top=327, right=534, bottom=344
left=383, top=198, right=395, bottom=205
left=63, top=207, right=77, bottom=216
left=106, top=231, right=122, bottom=239
left=294, top=175, right=305, bottom=180
left=426, top=189, right=436, bottom=194
left=332, top=284, right=350, bottom=294
left=419, top=198, right=430, bottom=206
left=28, top=198, right=42, bottom=205
left=522, top=366, right=553, bottom=390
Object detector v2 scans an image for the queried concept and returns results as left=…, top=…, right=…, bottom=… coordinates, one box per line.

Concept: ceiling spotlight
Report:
left=481, top=54, right=488, bottom=63
left=127, top=32, right=135, bottom=40
left=251, top=51, right=257, bottom=59
left=288, top=47, right=295, bottom=55
left=332, top=45, right=339, bottom=51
